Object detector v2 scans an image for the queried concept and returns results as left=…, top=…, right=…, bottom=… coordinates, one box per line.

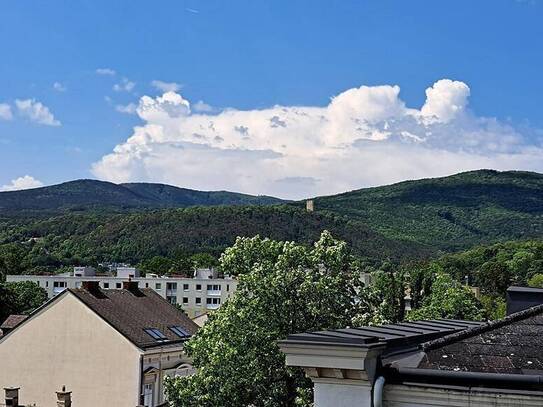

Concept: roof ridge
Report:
left=422, top=303, right=543, bottom=351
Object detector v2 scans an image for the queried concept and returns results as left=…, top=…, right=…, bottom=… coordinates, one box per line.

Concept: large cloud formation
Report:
left=92, top=79, right=543, bottom=199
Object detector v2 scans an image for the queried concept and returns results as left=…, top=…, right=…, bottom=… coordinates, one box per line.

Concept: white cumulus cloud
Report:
left=0, top=103, right=12, bottom=120
left=96, top=68, right=116, bottom=76
left=15, top=99, right=61, bottom=126
left=92, top=79, right=543, bottom=199
left=115, top=103, right=138, bottom=115
left=113, top=78, right=135, bottom=92
left=53, top=82, right=67, bottom=92
left=151, top=80, right=181, bottom=93
left=1, top=175, right=44, bottom=192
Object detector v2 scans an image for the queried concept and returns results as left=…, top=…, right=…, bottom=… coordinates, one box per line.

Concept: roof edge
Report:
left=422, top=304, right=543, bottom=351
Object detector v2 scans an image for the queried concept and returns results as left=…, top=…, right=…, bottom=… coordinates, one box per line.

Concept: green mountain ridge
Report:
left=1, top=169, right=543, bottom=275
left=0, top=179, right=285, bottom=213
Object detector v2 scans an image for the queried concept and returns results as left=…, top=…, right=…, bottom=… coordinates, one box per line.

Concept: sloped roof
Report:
left=281, top=319, right=483, bottom=354
left=1, top=314, right=28, bottom=330
left=414, top=304, right=543, bottom=374
left=70, top=286, right=199, bottom=349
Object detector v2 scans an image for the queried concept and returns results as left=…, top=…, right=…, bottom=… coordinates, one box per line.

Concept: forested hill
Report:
left=313, top=170, right=543, bottom=252
left=2, top=170, right=543, bottom=275
left=0, top=179, right=285, bottom=213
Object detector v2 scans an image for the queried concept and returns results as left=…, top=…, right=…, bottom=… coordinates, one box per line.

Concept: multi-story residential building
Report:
left=7, top=267, right=237, bottom=318
left=0, top=281, right=199, bottom=407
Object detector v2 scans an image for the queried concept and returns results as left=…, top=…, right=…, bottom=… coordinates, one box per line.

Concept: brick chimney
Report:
left=4, top=387, right=19, bottom=407
left=123, top=280, right=139, bottom=292
left=56, top=385, right=72, bottom=407
left=81, top=281, right=100, bottom=292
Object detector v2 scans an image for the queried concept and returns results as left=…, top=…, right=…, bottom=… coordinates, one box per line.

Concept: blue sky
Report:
left=1, top=0, right=543, bottom=198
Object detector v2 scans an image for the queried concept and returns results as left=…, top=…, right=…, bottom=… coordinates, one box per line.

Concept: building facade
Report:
left=279, top=287, right=543, bottom=407
left=0, top=282, right=199, bottom=407
left=7, top=267, right=237, bottom=318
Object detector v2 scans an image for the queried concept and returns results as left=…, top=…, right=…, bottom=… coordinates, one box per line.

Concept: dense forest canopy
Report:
left=1, top=169, right=543, bottom=284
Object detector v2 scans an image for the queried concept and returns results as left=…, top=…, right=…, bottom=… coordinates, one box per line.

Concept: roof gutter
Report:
left=388, top=367, right=543, bottom=390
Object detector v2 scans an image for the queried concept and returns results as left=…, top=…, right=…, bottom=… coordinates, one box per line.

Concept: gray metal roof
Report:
left=282, top=319, right=483, bottom=352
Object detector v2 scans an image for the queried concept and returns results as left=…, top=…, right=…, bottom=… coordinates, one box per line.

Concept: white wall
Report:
left=384, top=383, right=543, bottom=407
left=314, top=380, right=373, bottom=407
left=0, top=293, right=143, bottom=407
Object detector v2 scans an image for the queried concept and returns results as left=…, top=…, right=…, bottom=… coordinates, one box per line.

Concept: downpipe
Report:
left=373, top=376, right=385, bottom=407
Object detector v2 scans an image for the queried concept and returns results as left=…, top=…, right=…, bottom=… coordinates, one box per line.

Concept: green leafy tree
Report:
left=0, top=281, right=47, bottom=323
left=190, top=253, right=219, bottom=270
left=407, top=272, right=484, bottom=321
left=528, top=273, right=543, bottom=288
left=165, top=231, right=365, bottom=407
left=138, top=256, right=174, bottom=275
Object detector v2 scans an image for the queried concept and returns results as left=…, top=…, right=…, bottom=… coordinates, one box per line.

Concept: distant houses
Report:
left=0, top=281, right=199, bottom=407
left=279, top=286, right=543, bottom=407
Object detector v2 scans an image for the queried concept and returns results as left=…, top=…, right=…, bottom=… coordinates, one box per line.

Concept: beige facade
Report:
left=7, top=273, right=237, bottom=318
left=0, top=292, right=142, bottom=407
left=0, top=291, right=193, bottom=407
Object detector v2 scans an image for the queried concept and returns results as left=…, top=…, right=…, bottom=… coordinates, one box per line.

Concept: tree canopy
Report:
left=165, top=231, right=365, bottom=407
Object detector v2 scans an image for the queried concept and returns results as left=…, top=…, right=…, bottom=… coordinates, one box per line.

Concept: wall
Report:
left=314, top=380, right=373, bottom=407
left=383, top=383, right=543, bottom=407
left=0, top=293, right=142, bottom=407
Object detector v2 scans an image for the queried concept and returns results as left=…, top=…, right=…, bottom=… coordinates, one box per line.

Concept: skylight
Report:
left=144, top=328, right=167, bottom=341
left=169, top=326, right=190, bottom=338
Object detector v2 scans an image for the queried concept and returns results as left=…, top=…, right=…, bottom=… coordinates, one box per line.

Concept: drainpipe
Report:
left=372, top=376, right=385, bottom=407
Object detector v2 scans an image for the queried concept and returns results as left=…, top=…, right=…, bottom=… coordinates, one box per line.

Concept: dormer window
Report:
left=144, top=328, right=167, bottom=341
left=169, top=326, right=190, bottom=339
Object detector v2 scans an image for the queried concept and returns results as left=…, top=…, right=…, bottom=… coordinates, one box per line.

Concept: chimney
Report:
left=123, top=280, right=140, bottom=292
left=306, top=199, right=314, bottom=212
left=4, top=387, right=19, bottom=407
left=81, top=281, right=100, bottom=292
left=56, top=385, right=72, bottom=407
left=123, top=280, right=144, bottom=297
left=506, top=286, right=543, bottom=315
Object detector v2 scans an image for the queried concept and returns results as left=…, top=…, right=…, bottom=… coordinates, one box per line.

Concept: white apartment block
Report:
left=7, top=267, right=237, bottom=318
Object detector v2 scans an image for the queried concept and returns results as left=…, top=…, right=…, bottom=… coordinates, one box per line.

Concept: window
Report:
left=46, top=281, right=49, bottom=287
left=195, top=297, right=201, bottom=305
left=143, top=383, right=154, bottom=407
left=227, top=284, right=230, bottom=292
left=103, top=282, right=109, bottom=288
left=169, top=326, right=190, bottom=338
left=196, top=284, right=202, bottom=291
left=53, top=281, right=67, bottom=288
left=116, top=282, right=122, bottom=289
left=144, top=328, right=167, bottom=341
left=167, top=296, right=177, bottom=305
left=183, top=297, right=189, bottom=304
left=155, top=283, right=162, bottom=290
left=145, top=282, right=149, bottom=288
left=183, top=283, right=189, bottom=291
left=206, top=298, right=221, bottom=305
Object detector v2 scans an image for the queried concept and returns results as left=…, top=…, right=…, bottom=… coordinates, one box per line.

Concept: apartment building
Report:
left=7, top=266, right=237, bottom=318
left=0, top=281, right=199, bottom=407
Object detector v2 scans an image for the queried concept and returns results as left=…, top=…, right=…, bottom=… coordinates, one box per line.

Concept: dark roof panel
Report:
left=70, top=287, right=199, bottom=349
left=0, top=315, right=28, bottom=330
left=282, top=319, right=483, bottom=351
left=418, top=304, right=543, bottom=374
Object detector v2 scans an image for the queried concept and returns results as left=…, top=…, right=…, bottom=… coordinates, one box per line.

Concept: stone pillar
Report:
left=4, top=387, right=19, bottom=407
left=56, top=386, right=72, bottom=407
